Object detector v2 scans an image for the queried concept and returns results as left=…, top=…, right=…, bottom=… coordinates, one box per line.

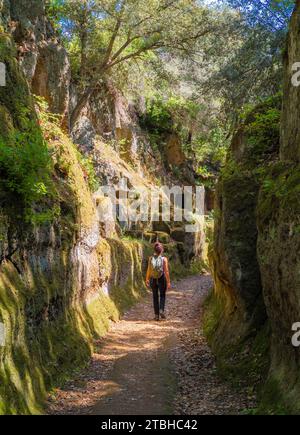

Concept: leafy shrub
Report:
left=0, top=104, right=52, bottom=220
left=141, top=94, right=200, bottom=136
left=141, top=95, right=173, bottom=133
left=193, top=125, right=229, bottom=185
left=242, top=94, right=281, bottom=164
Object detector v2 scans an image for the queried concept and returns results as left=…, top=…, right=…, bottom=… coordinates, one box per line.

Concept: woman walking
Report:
left=146, top=242, right=171, bottom=321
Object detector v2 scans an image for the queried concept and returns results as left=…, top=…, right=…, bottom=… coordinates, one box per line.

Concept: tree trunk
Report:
left=80, top=29, right=88, bottom=78
left=70, top=85, right=95, bottom=129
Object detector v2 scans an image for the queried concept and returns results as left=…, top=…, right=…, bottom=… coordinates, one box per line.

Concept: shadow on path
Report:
left=47, top=275, right=210, bottom=415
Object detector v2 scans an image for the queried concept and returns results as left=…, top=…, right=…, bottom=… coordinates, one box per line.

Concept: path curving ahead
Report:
left=47, top=275, right=255, bottom=415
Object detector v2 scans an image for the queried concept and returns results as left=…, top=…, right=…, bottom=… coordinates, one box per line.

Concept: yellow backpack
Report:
left=149, top=255, right=164, bottom=279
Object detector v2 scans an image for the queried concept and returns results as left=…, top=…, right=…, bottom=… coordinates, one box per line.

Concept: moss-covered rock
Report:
left=281, top=1, right=300, bottom=163
left=0, top=162, right=148, bottom=415
left=0, top=35, right=35, bottom=129
left=256, top=163, right=300, bottom=413
left=208, top=96, right=281, bottom=351
left=210, top=171, right=267, bottom=349
left=0, top=35, right=148, bottom=414
left=0, top=2, right=207, bottom=416
left=206, top=95, right=282, bottom=405
left=251, top=2, right=300, bottom=412
left=204, top=292, right=270, bottom=396
left=207, top=2, right=300, bottom=410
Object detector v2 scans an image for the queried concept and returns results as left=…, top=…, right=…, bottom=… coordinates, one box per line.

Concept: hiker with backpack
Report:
left=146, top=242, right=171, bottom=321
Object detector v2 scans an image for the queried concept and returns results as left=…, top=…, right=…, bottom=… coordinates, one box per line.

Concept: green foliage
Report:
left=141, top=96, right=173, bottom=134
left=55, top=0, right=216, bottom=80
left=257, top=162, right=300, bottom=227
left=34, top=95, right=62, bottom=138
left=220, top=94, right=282, bottom=178
left=203, top=291, right=224, bottom=344
left=35, top=96, right=99, bottom=193
left=75, top=153, right=100, bottom=193
left=194, top=127, right=228, bottom=165
left=0, top=36, right=56, bottom=224
left=241, top=94, right=281, bottom=164
left=202, top=11, right=285, bottom=127
left=140, top=94, right=201, bottom=167
left=141, top=94, right=200, bottom=135
left=140, top=92, right=228, bottom=187
left=204, top=292, right=271, bottom=402
left=192, top=125, right=229, bottom=187
left=65, top=36, right=82, bottom=80
left=45, top=0, right=66, bottom=30
left=195, top=167, right=216, bottom=189
left=0, top=106, right=52, bottom=221
left=51, top=0, right=228, bottom=128
left=257, top=378, right=289, bottom=415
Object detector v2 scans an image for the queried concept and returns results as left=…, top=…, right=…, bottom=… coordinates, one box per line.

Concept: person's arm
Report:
left=164, top=258, right=171, bottom=289
left=146, top=257, right=151, bottom=287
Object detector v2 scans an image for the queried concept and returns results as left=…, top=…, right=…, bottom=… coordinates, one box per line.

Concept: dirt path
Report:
left=47, top=275, right=255, bottom=415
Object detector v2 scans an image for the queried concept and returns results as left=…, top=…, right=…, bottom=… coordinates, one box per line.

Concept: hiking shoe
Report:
left=154, top=315, right=160, bottom=321
left=160, top=311, right=166, bottom=320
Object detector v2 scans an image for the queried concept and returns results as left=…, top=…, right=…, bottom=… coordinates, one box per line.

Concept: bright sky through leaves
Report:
left=223, top=0, right=294, bottom=30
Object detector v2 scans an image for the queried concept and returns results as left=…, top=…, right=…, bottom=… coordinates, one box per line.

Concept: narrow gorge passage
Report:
left=47, top=276, right=255, bottom=416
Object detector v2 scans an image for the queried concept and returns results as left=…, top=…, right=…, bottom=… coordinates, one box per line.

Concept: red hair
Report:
left=154, top=242, right=163, bottom=255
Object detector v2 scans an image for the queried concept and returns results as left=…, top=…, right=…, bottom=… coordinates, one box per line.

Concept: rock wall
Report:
left=0, top=29, right=148, bottom=414
left=208, top=100, right=278, bottom=350
left=256, top=1, right=300, bottom=412
left=0, top=0, right=206, bottom=414
left=208, top=1, right=300, bottom=413
left=71, top=80, right=143, bottom=161
left=8, top=0, right=70, bottom=125
left=281, top=0, right=300, bottom=163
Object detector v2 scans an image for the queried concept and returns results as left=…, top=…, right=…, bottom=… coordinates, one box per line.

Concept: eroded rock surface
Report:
left=209, top=2, right=300, bottom=413
left=256, top=1, right=300, bottom=412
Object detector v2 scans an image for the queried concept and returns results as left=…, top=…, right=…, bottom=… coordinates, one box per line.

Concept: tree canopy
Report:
left=48, top=0, right=226, bottom=125
left=46, top=0, right=292, bottom=168
left=225, top=0, right=294, bottom=30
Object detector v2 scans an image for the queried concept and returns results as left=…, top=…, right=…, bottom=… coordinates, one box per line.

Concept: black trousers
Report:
left=150, top=274, right=167, bottom=316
